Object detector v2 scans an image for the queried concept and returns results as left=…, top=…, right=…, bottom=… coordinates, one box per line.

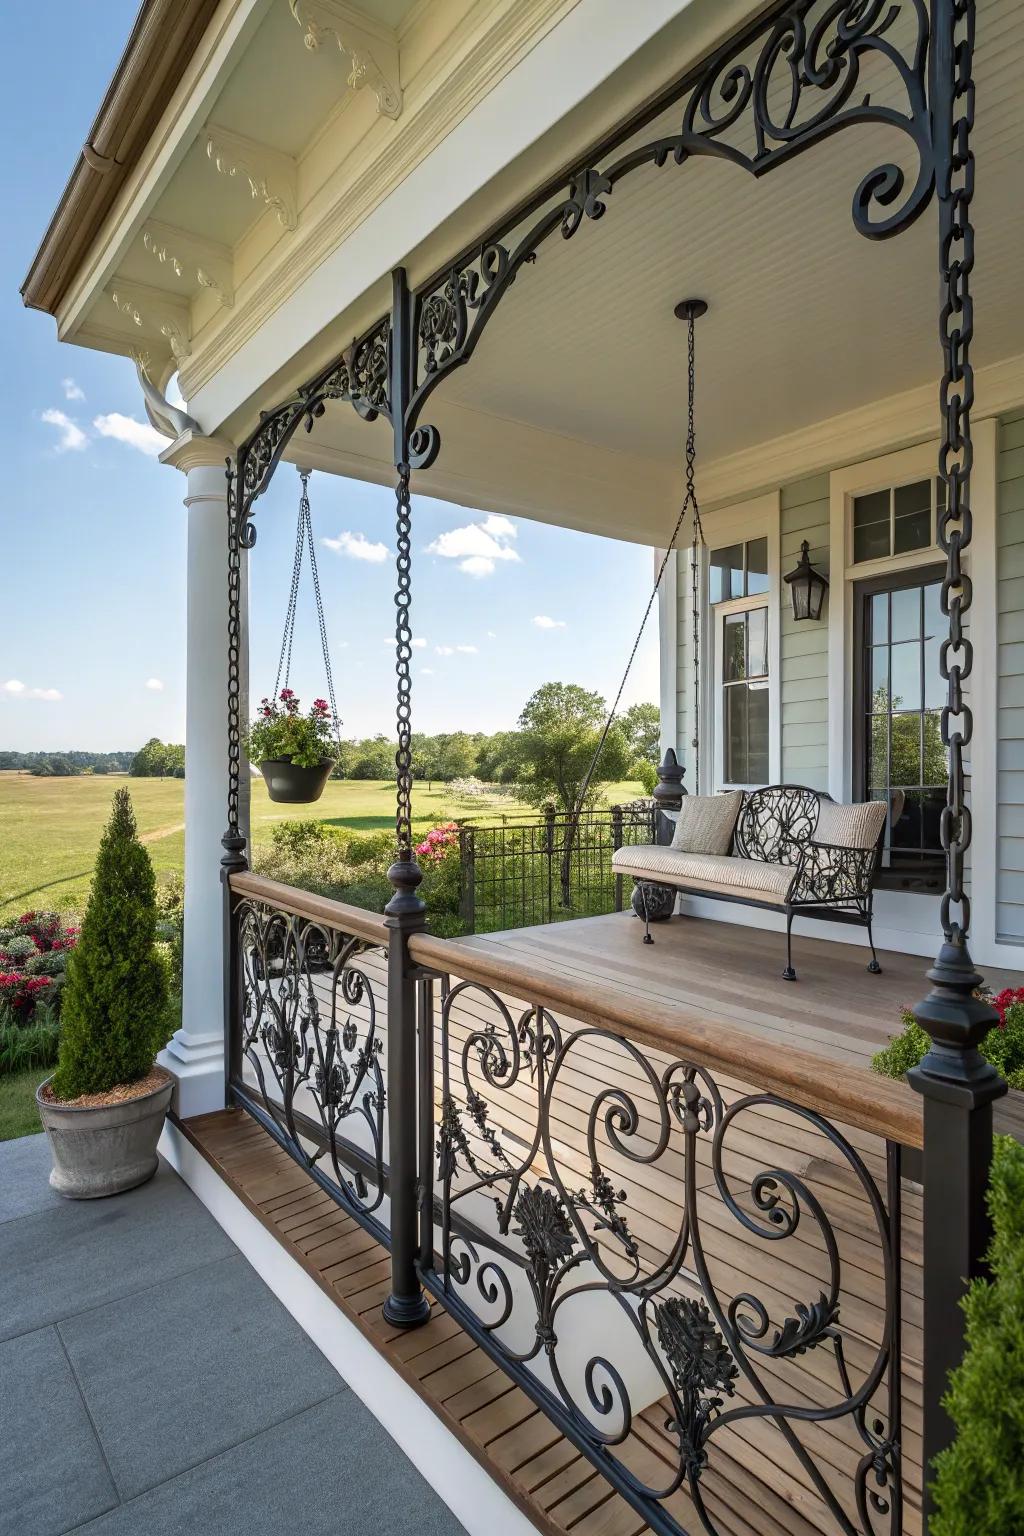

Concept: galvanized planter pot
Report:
left=257, top=758, right=332, bottom=804
left=36, top=1071, right=173, bottom=1199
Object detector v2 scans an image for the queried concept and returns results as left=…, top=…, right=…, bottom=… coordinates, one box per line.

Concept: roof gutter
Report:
left=21, top=0, right=221, bottom=319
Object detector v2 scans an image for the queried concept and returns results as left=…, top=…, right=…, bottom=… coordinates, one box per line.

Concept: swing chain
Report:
left=685, top=309, right=705, bottom=795
left=394, top=463, right=414, bottom=858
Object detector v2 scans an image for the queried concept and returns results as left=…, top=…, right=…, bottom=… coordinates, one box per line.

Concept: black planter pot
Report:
left=258, top=758, right=333, bottom=804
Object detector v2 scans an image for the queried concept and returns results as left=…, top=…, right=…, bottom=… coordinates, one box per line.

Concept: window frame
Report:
left=849, top=475, right=943, bottom=568
left=714, top=590, right=772, bottom=790
left=698, top=494, right=781, bottom=796
left=852, top=560, right=947, bottom=893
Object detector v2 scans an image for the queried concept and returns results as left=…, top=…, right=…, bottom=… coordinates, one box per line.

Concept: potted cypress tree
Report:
left=36, top=789, right=173, bottom=1198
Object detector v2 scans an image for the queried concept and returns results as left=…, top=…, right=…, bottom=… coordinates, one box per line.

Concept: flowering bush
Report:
left=415, top=822, right=460, bottom=864
left=246, top=690, right=339, bottom=769
left=873, top=986, right=1024, bottom=1091
left=0, top=910, right=80, bottom=1073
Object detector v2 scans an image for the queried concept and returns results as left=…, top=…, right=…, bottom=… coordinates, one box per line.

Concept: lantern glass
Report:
left=785, top=541, right=828, bottom=622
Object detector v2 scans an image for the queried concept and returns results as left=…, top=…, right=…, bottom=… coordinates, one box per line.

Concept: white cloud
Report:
left=435, top=645, right=454, bottom=656
left=455, top=644, right=478, bottom=654
left=533, top=615, right=567, bottom=630
left=41, top=408, right=87, bottom=453
left=411, top=637, right=427, bottom=648
left=93, top=412, right=166, bottom=456
left=3, top=679, right=62, bottom=701
left=487, top=630, right=497, bottom=639
left=426, top=515, right=520, bottom=577
left=323, top=530, right=389, bottom=563
left=145, top=678, right=165, bottom=692
left=61, top=377, right=85, bottom=402
left=420, top=667, right=435, bottom=676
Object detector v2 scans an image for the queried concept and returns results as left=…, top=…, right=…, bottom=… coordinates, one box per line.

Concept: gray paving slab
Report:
left=0, top=1128, right=60, bottom=1224
left=59, top=1252, right=346, bottom=1500
left=0, top=1160, right=235, bottom=1342
left=75, top=1392, right=465, bottom=1535
left=0, top=1325, right=118, bottom=1536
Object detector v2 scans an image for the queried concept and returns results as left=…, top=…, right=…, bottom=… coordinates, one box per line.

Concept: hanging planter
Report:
left=248, top=469, right=342, bottom=804
left=248, top=691, right=338, bottom=804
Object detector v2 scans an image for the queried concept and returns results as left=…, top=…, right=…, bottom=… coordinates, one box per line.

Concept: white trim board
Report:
left=159, top=1120, right=541, bottom=1536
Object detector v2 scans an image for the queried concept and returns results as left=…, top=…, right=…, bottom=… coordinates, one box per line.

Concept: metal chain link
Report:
left=937, top=0, right=975, bottom=943
left=273, top=475, right=306, bottom=700
left=225, top=460, right=245, bottom=852
left=685, top=311, right=705, bottom=795
left=394, top=464, right=414, bottom=857
left=305, top=499, right=342, bottom=746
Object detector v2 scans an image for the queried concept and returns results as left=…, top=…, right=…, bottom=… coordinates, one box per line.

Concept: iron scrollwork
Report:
left=235, top=899, right=387, bottom=1214
left=430, top=983, right=904, bottom=1535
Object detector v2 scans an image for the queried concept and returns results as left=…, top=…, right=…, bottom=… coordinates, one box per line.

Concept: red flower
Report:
left=279, top=688, right=295, bottom=700
left=313, top=698, right=329, bottom=712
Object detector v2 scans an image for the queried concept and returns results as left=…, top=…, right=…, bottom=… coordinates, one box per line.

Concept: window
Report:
left=851, top=477, right=945, bottom=564
left=854, top=565, right=948, bottom=890
left=710, top=537, right=771, bottom=787
left=709, top=538, right=768, bottom=603
left=721, top=607, right=769, bottom=784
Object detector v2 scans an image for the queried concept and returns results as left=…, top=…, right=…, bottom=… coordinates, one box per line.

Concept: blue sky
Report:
left=1, top=2, right=659, bottom=753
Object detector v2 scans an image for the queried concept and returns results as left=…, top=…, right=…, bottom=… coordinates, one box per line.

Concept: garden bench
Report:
left=611, top=783, right=902, bottom=980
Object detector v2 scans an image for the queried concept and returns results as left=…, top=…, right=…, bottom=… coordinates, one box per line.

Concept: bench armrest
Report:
left=788, top=840, right=877, bottom=908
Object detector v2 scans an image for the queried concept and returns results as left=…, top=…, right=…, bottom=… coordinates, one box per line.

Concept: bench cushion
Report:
left=814, top=798, right=887, bottom=850
left=612, top=845, right=796, bottom=905
left=670, top=791, right=743, bottom=856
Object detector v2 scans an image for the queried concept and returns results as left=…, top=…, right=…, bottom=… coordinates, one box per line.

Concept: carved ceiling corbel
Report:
left=289, top=0, right=402, bottom=120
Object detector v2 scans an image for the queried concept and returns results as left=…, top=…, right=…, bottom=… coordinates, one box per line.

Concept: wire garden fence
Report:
left=457, top=801, right=657, bottom=934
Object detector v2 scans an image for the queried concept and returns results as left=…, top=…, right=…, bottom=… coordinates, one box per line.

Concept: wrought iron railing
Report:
left=226, top=870, right=935, bottom=1535
left=458, top=802, right=659, bottom=934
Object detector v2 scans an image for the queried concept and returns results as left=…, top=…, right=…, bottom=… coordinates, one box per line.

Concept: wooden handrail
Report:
left=408, top=930, right=924, bottom=1148
left=228, top=871, right=390, bottom=948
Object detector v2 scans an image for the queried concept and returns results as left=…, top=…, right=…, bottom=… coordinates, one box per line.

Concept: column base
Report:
left=158, top=1027, right=225, bottom=1119
left=382, top=1290, right=431, bottom=1330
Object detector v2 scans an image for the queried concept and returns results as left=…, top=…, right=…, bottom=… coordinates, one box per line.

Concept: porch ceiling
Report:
left=293, top=0, right=1023, bottom=544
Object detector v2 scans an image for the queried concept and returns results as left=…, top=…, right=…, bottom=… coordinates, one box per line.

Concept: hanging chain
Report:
left=273, top=474, right=307, bottom=700
left=568, top=309, right=701, bottom=819
left=305, top=498, right=342, bottom=746
left=936, top=0, right=975, bottom=944
left=685, top=310, right=705, bottom=795
left=224, top=459, right=246, bottom=861
left=394, top=464, right=414, bottom=857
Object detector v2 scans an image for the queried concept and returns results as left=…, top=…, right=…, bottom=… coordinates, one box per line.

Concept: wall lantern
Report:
left=784, top=540, right=829, bottom=621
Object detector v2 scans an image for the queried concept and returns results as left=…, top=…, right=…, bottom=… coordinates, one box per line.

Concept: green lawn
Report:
left=0, top=1069, right=44, bottom=1141
left=0, top=772, right=642, bottom=919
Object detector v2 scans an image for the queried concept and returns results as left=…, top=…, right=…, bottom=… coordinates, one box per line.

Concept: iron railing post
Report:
left=383, top=861, right=431, bottom=1329
left=911, top=2, right=1004, bottom=1510
left=544, top=804, right=556, bottom=920
left=653, top=747, right=685, bottom=845
left=612, top=803, right=624, bottom=911
left=220, top=859, right=245, bottom=1103
left=417, top=974, right=436, bottom=1271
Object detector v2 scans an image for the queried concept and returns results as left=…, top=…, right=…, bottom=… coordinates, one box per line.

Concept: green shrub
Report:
left=1, top=936, right=36, bottom=964
left=343, top=830, right=395, bottom=868
left=427, top=912, right=471, bottom=939
left=873, top=995, right=1024, bottom=1091
left=157, top=871, right=185, bottom=998
left=269, top=820, right=335, bottom=857
left=339, top=875, right=393, bottom=914
left=52, top=789, right=169, bottom=1099
left=931, top=1135, right=1024, bottom=1534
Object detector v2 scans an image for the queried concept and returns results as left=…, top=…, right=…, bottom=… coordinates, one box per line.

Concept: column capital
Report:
left=159, top=427, right=235, bottom=475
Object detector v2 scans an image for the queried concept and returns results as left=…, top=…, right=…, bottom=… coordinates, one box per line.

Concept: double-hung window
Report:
left=849, top=477, right=949, bottom=890
left=709, top=538, right=770, bottom=788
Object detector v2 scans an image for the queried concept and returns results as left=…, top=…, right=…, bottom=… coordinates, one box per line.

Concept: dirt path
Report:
left=139, top=821, right=185, bottom=845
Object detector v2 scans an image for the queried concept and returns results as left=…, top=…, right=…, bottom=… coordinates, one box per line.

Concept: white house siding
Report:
left=780, top=476, right=830, bottom=790
left=997, top=410, right=1024, bottom=943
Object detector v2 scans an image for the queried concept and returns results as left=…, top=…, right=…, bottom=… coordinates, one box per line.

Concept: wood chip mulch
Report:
left=40, top=1063, right=172, bottom=1110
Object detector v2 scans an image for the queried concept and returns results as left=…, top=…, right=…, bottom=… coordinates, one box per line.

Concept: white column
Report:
left=157, top=429, right=242, bottom=1118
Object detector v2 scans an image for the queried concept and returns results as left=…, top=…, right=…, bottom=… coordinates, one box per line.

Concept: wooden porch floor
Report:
left=449, top=910, right=1021, bottom=1072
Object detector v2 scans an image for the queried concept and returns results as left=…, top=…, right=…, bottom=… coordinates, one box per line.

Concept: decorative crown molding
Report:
left=289, top=0, right=402, bottom=120
left=141, top=220, right=234, bottom=308
left=108, top=281, right=192, bottom=362
left=204, top=127, right=298, bottom=231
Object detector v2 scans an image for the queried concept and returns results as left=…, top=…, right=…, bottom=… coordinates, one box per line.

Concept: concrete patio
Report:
left=0, top=1135, right=465, bottom=1536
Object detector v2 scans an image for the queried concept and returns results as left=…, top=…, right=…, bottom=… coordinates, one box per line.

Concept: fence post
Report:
left=544, top=804, right=556, bottom=920
left=220, top=837, right=246, bottom=1105
left=458, top=825, right=476, bottom=935
left=382, top=856, right=431, bottom=1330
left=909, top=943, right=1005, bottom=1514
left=612, top=804, right=624, bottom=912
